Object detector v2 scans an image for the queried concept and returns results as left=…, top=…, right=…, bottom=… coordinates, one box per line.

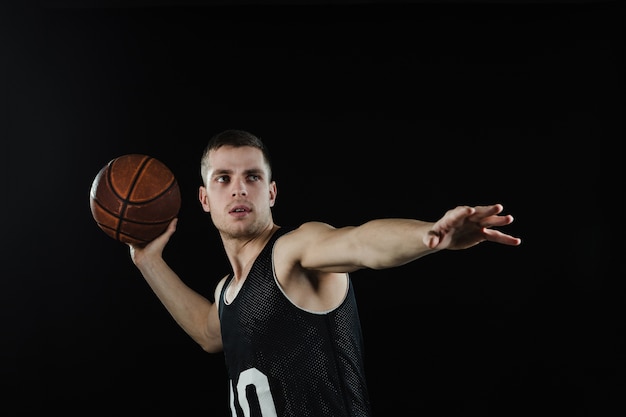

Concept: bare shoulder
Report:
left=273, top=222, right=330, bottom=264
left=213, top=274, right=229, bottom=302
left=274, top=222, right=351, bottom=308
left=292, top=221, right=338, bottom=236
left=277, top=221, right=336, bottom=248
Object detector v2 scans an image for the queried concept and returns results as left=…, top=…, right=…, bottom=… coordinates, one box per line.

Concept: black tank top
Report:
left=218, top=226, right=372, bottom=417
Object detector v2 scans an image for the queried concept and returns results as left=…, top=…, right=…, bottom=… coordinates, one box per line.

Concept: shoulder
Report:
left=276, top=221, right=336, bottom=246
left=273, top=221, right=338, bottom=267
left=287, top=221, right=337, bottom=236
left=213, top=274, right=230, bottom=302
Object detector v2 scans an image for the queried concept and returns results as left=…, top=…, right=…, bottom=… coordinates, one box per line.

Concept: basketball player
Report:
left=128, top=129, right=521, bottom=416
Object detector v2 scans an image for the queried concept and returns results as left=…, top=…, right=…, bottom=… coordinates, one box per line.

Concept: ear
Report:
left=269, top=181, right=277, bottom=207
left=199, top=186, right=210, bottom=212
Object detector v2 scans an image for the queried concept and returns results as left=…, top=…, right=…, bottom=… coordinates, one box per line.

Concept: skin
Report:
left=129, top=145, right=521, bottom=354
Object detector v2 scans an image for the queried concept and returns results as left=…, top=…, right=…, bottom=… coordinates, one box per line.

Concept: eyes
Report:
left=215, top=174, right=262, bottom=183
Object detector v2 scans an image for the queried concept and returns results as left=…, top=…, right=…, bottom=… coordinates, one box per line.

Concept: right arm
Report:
left=128, top=218, right=223, bottom=353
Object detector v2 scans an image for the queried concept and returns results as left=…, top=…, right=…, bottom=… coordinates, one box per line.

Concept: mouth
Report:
left=229, top=205, right=251, bottom=215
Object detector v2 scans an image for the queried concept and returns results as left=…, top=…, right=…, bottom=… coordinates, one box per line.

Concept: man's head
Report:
left=200, top=129, right=272, bottom=186
left=198, top=129, right=277, bottom=238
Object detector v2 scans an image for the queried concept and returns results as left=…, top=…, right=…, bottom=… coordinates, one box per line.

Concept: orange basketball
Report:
left=89, top=154, right=181, bottom=246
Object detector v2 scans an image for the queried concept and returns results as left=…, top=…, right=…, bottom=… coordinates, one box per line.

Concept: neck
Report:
left=223, top=223, right=279, bottom=280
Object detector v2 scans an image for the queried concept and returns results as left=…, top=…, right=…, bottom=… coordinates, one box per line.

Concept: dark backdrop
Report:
left=2, top=1, right=623, bottom=415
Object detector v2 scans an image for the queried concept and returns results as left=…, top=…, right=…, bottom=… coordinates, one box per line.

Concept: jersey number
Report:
left=229, top=368, right=278, bottom=417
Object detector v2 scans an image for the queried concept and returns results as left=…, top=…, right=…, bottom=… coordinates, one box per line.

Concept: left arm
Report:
left=280, top=204, right=521, bottom=273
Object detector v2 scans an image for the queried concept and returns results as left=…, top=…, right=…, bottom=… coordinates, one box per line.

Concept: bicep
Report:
left=279, top=222, right=365, bottom=273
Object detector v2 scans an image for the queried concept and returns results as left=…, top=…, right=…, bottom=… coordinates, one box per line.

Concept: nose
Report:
left=231, top=179, right=248, bottom=197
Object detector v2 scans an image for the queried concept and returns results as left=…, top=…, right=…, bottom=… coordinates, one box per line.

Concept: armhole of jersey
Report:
left=218, top=275, right=233, bottom=318
left=271, top=229, right=350, bottom=315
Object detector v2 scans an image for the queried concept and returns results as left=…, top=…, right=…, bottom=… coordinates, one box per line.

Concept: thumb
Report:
left=424, top=230, right=441, bottom=249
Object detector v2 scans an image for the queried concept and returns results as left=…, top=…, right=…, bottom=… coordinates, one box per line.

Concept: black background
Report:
left=2, top=1, right=623, bottom=415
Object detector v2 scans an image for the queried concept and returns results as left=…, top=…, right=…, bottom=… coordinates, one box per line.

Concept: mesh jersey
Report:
left=218, top=226, right=372, bottom=417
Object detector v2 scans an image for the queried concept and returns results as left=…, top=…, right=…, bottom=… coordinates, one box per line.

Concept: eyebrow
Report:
left=212, top=168, right=265, bottom=177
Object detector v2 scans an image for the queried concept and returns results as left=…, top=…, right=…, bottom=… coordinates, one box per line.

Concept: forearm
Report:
left=135, top=257, right=221, bottom=352
left=353, top=218, right=439, bottom=269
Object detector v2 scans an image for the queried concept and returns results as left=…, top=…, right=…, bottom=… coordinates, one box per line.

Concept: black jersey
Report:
left=218, top=226, right=372, bottom=417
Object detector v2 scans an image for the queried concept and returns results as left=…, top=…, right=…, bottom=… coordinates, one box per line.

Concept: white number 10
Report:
left=229, top=368, right=278, bottom=417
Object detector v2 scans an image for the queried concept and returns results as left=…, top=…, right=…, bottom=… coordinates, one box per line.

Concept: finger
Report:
left=483, top=229, right=522, bottom=246
left=469, top=204, right=504, bottom=220
left=480, top=214, right=515, bottom=228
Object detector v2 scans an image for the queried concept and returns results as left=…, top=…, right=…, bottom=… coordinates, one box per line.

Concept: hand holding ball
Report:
left=90, top=154, right=181, bottom=246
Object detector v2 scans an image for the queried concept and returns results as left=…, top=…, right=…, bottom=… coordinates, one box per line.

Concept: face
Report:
left=198, top=145, right=277, bottom=239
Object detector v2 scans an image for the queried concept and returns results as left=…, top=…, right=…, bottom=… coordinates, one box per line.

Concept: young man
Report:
left=128, top=129, right=521, bottom=417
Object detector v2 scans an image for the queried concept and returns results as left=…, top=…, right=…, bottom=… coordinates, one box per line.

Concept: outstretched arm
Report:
left=287, top=204, right=521, bottom=273
left=128, top=219, right=223, bottom=353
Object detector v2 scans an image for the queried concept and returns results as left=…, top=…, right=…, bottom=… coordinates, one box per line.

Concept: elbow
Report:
left=198, top=335, right=223, bottom=354
left=201, top=345, right=221, bottom=354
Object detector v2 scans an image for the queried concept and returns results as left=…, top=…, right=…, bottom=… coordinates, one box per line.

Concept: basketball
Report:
left=89, top=154, right=181, bottom=246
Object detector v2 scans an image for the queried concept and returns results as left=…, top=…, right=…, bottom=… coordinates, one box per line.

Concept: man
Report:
left=128, top=129, right=521, bottom=417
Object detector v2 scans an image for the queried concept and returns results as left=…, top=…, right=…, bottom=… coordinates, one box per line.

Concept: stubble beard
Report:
left=218, top=212, right=272, bottom=242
